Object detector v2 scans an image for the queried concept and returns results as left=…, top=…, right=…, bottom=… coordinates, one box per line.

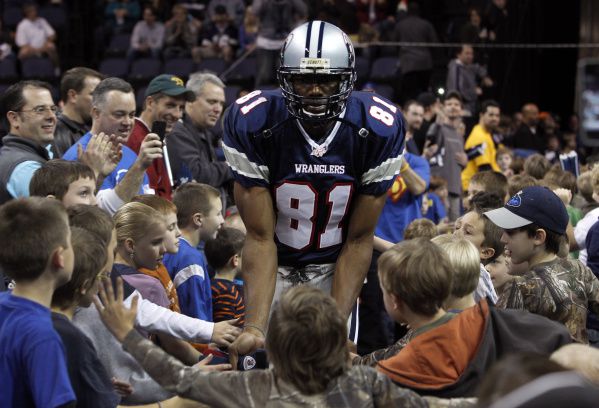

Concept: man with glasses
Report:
left=62, top=77, right=163, bottom=214
left=0, top=80, right=59, bottom=204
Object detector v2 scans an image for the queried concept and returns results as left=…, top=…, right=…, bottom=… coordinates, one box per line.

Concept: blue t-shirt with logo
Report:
left=62, top=132, right=150, bottom=194
left=0, top=292, right=75, bottom=407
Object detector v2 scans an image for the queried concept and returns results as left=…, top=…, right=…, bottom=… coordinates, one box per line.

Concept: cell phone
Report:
left=151, top=120, right=167, bottom=142
left=579, top=58, right=599, bottom=146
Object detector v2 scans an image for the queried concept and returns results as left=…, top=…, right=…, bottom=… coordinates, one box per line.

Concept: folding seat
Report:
left=224, top=85, right=241, bottom=106
left=369, top=56, right=400, bottom=83
left=39, top=5, right=67, bottom=31
left=98, top=58, right=129, bottom=78
left=223, top=57, right=256, bottom=85
left=106, top=33, right=132, bottom=57
left=195, top=58, right=228, bottom=75
left=0, top=57, right=18, bottom=82
left=129, top=58, right=162, bottom=82
left=3, top=7, right=22, bottom=30
left=164, top=58, right=194, bottom=80
left=355, top=56, right=371, bottom=84
left=21, top=57, right=56, bottom=80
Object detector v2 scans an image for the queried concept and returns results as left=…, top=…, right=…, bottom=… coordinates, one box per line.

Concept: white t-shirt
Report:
left=15, top=17, right=55, bottom=49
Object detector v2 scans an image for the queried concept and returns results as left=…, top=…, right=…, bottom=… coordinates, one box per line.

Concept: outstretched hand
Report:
left=227, top=330, right=265, bottom=369
left=93, top=277, right=139, bottom=343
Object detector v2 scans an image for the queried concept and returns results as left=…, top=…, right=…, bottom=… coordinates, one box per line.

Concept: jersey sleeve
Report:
left=222, top=91, right=274, bottom=189
left=465, top=131, right=492, bottom=168
left=356, top=93, right=406, bottom=196
left=170, top=256, right=213, bottom=322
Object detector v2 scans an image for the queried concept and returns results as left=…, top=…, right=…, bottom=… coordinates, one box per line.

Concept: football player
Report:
left=223, top=21, right=406, bottom=362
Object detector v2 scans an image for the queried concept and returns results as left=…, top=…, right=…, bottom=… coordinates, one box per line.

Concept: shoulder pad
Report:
left=345, top=91, right=404, bottom=139
left=225, top=89, right=289, bottom=135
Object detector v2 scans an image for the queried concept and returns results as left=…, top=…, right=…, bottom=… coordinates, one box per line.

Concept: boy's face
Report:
left=497, top=154, right=512, bottom=171
left=485, top=253, right=513, bottom=291
left=200, top=196, right=224, bottom=241
left=163, top=211, right=181, bottom=254
left=62, top=177, right=96, bottom=208
left=501, top=228, right=536, bottom=264
left=132, top=222, right=167, bottom=270
left=60, top=226, right=75, bottom=285
left=454, top=211, right=485, bottom=253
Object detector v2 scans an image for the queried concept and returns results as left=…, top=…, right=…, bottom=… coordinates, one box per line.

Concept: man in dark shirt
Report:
left=53, top=67, right=104, bottom=157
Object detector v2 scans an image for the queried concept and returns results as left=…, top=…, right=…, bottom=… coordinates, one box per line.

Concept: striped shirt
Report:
left=211, top=279, right=245, bottom=325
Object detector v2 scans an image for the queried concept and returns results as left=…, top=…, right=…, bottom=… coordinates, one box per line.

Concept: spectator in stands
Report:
left=30, top=160, right=98, bottom=207
left=238, top=7, right=259, bottom=54
left=508, top=103, right=546, bottom=153
left=412, top=92, right=440, bottom=153
left=0, top=81, right=114, bottom=204
left=15, top=3, right=60, bottom=73
left=163, top=4, right=199, bottom=59
left=485, top=250, right=513, bottom=294
left=205, top=227, right=246, bottom=324
left=0, top=81, right=57, bottom=204
left=193, top=5, right=238, bottom=63
left=126, top=74, right=196, bottom=199
left=127, top=5, right=165, bottom=62
left=0, top=198, right=76, bottom=408
left=392, top=2, right=438, bottom=103
left=459, top=7, right=493, bottom=44
left=164, top=183, right=224, bottom=321
left=486, top=186, right=599, bottom=344
left=130, top=195, right=183, bottom=313
left=53, top=67, right=104, bottom=157
left=402, top=100, right=424, bottom=154
left=424, top=91, right=467, bottom=221
left=207, top=0, right=246, bottom=27
left=507, top=173, right=537, bottom=197
left=104, top=0, right=141, bottom=34
left=403, top=218, right=437, bottom=241
left=575, top=166, right=599, bottom=265
left=168, top=72, right=232, bottom=197
left=252, top=0, right=308, bottom=87
left=0, top=21, right=14, bottom=61
left=523, top=153, right=551, bottom=180
left=454, top=191, right=502, bottom=304
left=446, top=44, right=493, bottom=117
left=62, top=77, right=163, bottom=214
left=461, top=99, right=502, bottom=191
left=466, top=170, right=508, bottom=210
left=496, top=146, right=514, bottom=177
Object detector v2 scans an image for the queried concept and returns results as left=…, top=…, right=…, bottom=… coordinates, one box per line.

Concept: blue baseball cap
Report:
left=484, top=186, right=568, bottom=234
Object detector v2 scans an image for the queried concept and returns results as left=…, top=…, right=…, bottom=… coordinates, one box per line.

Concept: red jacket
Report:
left=126, top=118, right=173, bottom=200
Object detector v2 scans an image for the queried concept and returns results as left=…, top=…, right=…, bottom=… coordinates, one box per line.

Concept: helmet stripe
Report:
left=317, top=22, right=325, bottom=58
left=308, top=21, right=321, bottom=58
left=304, top=21, right=313, bottom=57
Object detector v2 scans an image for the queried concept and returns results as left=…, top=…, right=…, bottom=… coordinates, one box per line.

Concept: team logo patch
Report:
left=242, top=355, right=256, bottom=370
left=171, top=76, right=184, bottom=87
left=507, top=191, right=523, bottom=207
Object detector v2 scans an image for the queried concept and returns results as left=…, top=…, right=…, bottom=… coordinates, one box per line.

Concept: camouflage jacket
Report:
left=496, top=257, right=599, bottom=343
left=122, top=330, right=429, bottom=407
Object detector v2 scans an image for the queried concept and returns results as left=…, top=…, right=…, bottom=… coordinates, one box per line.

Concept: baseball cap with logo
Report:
left=483, top=186, right=569, bottom=234
left=145, top=74, right=196, bottom=101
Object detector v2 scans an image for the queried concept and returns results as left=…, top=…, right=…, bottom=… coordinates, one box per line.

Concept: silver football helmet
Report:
left=278, top=21, right=356, bottom=122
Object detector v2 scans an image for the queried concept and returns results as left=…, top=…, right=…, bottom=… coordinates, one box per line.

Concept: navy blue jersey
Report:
left=223, top=89, right=405, bottom=266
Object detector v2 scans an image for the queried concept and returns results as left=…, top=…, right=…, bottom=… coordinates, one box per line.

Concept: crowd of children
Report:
left=4, top=83, right=599, bottom=408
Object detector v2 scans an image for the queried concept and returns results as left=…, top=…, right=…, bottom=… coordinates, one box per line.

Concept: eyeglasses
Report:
left=18, top=105, right=59, bottom=115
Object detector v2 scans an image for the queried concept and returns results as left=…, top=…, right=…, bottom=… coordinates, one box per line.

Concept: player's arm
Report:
left=228, top=182, right=277, bottom=364
left=332, top=192, right=387, bottom=319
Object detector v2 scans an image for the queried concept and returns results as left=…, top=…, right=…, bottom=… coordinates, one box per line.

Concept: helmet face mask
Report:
left=278, top=21, right=356, bottom=122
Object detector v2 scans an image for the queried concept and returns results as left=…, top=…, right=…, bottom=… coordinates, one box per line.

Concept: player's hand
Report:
left=210, top=318, right=242, bottom=348
left=136, top=133, right=163, bottom=169
left=228, top=330, right=265, bottom=369
left=193, top=354, right=232, bottom=372
left=93, top=277, right=139, bottom=343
